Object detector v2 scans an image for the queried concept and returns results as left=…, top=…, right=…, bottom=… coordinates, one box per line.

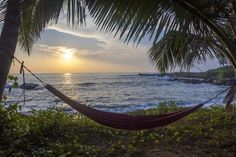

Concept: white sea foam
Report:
left=4, top=73, right=230, bottom=113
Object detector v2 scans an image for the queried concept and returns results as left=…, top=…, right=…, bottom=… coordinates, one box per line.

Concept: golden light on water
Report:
left=64, top=73, right=71, bottom=76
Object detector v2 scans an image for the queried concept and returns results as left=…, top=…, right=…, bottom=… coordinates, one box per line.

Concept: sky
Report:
left=9, top=14, right=220, bottom=74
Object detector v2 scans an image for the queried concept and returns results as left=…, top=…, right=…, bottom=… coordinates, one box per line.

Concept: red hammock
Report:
left=45, top=84, right=204, bottom=130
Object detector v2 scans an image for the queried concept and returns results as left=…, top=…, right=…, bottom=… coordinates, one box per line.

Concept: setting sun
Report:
left=63, top=49, right=74, bottom=61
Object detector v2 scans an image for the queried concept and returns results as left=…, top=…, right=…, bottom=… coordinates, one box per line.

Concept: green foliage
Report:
left=85, top=0, right=236, bottom=72
left=1, top=0, right=87, bottom=54
left=7, top=75, right=18, bottom=93
left=18, top=0, right=86, bottom=54
left=0, top=102, right=235, bottom=156
left=172, top=66, right=235, bottom=80
left=202, top=66, right=235, bottom=79
left=0, top=103, right=29, bottom=155
left=148, top=30, right=227, bottom=72
left=3, top=0, right=236, bottom=72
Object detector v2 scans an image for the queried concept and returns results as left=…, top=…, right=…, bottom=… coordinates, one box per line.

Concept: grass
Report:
left=0, top=102, right=236, bottom=157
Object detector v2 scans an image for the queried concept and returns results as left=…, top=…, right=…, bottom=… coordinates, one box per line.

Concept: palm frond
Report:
left=148, top=30, right=227, bottom=72
left=18, top=0, right=86, bottom=53
left=9, top=0, right=236, bottom=72
left=0, top=0, right=7, bottom=22
left=85, top=0, right=227, bottom=44
left=85, top=0, right=236, bottom=70
left=18, top=0, right=37, bottom=54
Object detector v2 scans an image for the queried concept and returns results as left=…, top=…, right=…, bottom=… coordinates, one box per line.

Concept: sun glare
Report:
left=63, top=49, right=73, bottom=61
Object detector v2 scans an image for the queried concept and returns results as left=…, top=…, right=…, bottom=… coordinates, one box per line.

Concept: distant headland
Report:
left=139, top=66, right=236, bottom=85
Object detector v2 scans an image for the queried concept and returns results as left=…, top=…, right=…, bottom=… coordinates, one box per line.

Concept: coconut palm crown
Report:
left=0, top=0, right=86, bottom=100
left=1, top=0, right=235, bottom=72
left=0, top=0, right=236, bottom=99
left=84, top=0, right=236, bottom=72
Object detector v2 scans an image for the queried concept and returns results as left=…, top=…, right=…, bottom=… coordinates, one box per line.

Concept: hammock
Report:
left=14, top=57, right=230, bottom=131
left=45, top=84, right=204, bottom=130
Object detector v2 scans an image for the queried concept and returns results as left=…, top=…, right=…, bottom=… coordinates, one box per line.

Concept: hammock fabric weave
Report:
left=45, top=84, right=204, bottom=130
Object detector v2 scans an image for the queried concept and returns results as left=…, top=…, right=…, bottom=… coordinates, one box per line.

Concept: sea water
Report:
left=4, top=73, right=230, bottom=113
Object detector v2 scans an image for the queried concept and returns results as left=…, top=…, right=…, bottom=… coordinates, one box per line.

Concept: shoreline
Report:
left=169, top=66, right=236, bottom=86
left=140, top=66, right=236, bottom=86
left=169, top=77, right=236, bottom=86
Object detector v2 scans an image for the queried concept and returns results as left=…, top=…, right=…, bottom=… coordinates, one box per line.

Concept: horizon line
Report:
left=10, top=71, right=160, bottom=75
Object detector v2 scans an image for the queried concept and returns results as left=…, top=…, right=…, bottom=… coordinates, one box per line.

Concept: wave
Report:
left=138, top=73, right=162, bottom=76
left=139, top=73, right=174, bottom=80
left=51, top=82, right=97, bottom=87
left=77, top=82, right=96, bottom=86
left=91, top=103, right=159, bottom=113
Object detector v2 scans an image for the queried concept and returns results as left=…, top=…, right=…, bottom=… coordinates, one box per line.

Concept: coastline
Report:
left=170, top=66, right=236, bottom=86
left=169, top=77, right=236, bottom=86
left=5, top=70, right=234, bottom=113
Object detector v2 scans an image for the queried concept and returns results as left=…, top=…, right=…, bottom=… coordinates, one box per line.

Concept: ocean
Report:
left=4, top=73, right=230, bottom=113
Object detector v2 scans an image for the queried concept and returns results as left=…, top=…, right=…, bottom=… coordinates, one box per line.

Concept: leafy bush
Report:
left=0, top=102, right=235, bottom=156
left=173, top=66, right=235, bottom=79
left=202, top=66, right=235, bottom=79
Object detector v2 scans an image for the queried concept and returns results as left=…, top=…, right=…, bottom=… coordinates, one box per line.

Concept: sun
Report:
left=63, top=49, right=73, bottom=61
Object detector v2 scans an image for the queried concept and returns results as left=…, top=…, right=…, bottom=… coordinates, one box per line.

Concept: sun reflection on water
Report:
left=63, top=73, right=72, bottom=85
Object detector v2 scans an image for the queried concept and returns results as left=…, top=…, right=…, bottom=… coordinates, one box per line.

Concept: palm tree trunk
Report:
left=0, top=0, right=20, bottom=101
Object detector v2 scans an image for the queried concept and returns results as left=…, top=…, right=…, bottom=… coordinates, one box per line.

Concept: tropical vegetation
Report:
left=1, top=0, right=236, bottom=100
left=0, top=102, right=235, bottom=157
left=84, top=0, right=236, bottom=72
left=173, top=66, right=235, bottom=80
left=0, top=0, right=86, bottom=100
left=0, top=1, right=235, bottom=156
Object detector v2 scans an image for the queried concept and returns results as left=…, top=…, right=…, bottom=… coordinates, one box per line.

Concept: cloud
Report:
left=37, top=28, right=107, bottom=52
left=33, top=44, right=109, bottom=59
left=33, top=22, right=152, bottom=65
left=18, top=28, right=150, bottom=68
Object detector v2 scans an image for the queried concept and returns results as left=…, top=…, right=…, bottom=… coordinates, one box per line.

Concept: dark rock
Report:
left=166, top=66, right=236, bottom=86
left=19, top=83, right=39, bottom=90
left=211, top=79, right=236, bottom=86
left=168, top=75, right=236, bottom=86
left=138, top=73, right=164, bottom=77
left=171, top=77, right=205, bottom=84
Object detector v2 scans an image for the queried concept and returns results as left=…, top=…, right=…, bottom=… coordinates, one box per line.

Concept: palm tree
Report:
left=85, top=0, right=236, bottom=109
left=0, top=0, right=21, bottom=101
left=84, top=0, right=236, bottom=72
left=1, top=0, right=236, bottom=101
left=0, top=0, right=86, bottom=100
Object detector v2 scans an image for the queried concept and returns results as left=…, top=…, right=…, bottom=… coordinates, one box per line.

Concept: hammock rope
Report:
left=20, top=61, right=26, bottom=105
left=13, top=57, right=232, bottom=130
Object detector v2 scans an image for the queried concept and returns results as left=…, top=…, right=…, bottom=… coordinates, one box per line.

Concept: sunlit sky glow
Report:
left=9, top=15, right=220, bottom=74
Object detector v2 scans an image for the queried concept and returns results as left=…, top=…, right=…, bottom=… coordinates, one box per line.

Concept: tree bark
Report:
left=0, top=0, right=20, bottom=101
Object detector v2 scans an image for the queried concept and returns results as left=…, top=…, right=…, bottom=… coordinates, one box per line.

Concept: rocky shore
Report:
left=169, top=77, right=236, bottom=85
left=168, top=66, right=236, bottom=85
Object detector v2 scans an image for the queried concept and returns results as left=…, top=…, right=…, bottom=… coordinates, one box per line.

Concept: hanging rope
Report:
left=14, top=57, right=47, bottom=86
left=19, top=61, right=26, bottom=105
left=202, top=86, right=232, bottom=105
